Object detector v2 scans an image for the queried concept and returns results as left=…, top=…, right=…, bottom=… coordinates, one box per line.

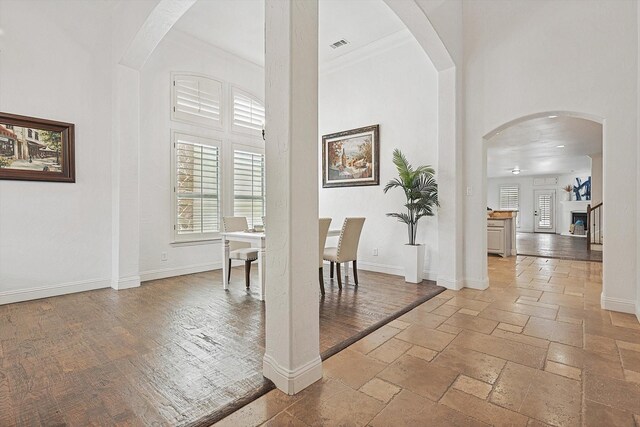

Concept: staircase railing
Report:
left=587, top=202, right=603, bottom=251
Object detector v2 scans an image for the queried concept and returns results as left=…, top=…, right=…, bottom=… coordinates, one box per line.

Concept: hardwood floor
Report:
left=516, top=232, right=602, bottom=262
left=0, top=267, right=443, bottom=426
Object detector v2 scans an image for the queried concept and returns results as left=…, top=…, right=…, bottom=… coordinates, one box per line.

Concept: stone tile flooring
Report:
left=215, top=255, right=640, bottom=427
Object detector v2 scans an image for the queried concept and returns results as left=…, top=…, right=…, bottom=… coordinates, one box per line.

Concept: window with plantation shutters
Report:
left=232, top=87, right=265, bottom=135
left=499, top=185, right=519, bottom=210
left=499, top=185, right=520, bottom=227
left=233, top=149, right=265, bottom=229
left=172, top=73, right=223, bottom=129
left=537, top=194, right=552, bottom=228
left=172, top=132, right=221, bottom=241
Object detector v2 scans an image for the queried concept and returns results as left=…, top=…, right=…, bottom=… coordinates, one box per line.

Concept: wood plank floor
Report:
left=0, top=267, right=443, bottom=426
left=516, top=232, right=602, bottom=262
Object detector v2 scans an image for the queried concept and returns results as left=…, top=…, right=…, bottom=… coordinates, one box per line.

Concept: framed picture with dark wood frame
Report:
left=0, top=112, right=75, bottom=182
left=322, top=124, right=379, bottom=188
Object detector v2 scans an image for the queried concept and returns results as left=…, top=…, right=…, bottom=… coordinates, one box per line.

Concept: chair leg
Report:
left=245, top=261, right=252, bottom=288
left=330, top=261, right=334, bottom=278
left=228, top=259, right=232, bottom=282
left=353, top=260, right=358, bottom=286
left=319, top=267, right=325, bottom=295
left=336, top=263, right=342, bottom=289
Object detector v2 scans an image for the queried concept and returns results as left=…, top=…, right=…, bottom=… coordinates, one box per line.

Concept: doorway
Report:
left=534, top=189, right=556, bottom=233
left=485, top=113, right=603, bottom=262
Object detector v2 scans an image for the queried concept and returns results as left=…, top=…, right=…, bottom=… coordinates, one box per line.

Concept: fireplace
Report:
left=571, top=211, right=587, bottom=235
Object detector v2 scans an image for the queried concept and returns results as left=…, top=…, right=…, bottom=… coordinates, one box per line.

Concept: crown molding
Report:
left=320, top=29, right=415, bottom=75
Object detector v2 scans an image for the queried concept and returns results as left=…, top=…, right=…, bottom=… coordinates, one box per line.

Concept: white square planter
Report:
left=402, top=244, right=425, bottom=283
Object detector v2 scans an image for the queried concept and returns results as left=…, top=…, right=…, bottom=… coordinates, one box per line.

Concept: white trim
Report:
left=601, top=293, right=637, bottom=314
left=170, top=238, right=221, bottom=247
left=112, top=276, right=141, bottom=290
left=263, top=354, right=322, bottom=395
left=422, top=269, right=438, bottom=282
left=464, top=277, right=489, bottom=290
left=0, top=278, right=111, bottom=305
left=354, top=260, right=438, bottom=282
left=636, top=302, right=640, bottom=323
left=356, top=260, right=403, bottom=277
left=437, top=277, right=464, bottom=290
left=140, top=261, right=222, bottom=282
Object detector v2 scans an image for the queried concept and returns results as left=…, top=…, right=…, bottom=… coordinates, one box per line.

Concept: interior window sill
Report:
left=170, top=238, right=221, bottom=247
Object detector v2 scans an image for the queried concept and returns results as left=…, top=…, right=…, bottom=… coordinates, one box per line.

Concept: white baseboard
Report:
left=636, top=303, right=640, bottom=322
left=601, top=293, right=636, bottom=314
left=465, top=277, right=489, bottom=290
left=437, top=277, right=464, bottom=290
left=263, top=353, right=322, bottom=395
left=355, top=260, right=437, bottom=282
left=0, top=278, right=111, bottom=305
left=112, top=275, right=141, bottom=290
left=140, top=262, right=222, bottom=282
left=422, top=269, right=438, bottom=282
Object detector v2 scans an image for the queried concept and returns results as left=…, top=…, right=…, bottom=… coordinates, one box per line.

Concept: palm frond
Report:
left=383, top=178, right=404, bottom=194
left=392, top=148, right=414, bottom=184
left=384, top=149, right=439, bottom=245
left=386, top=212, right=411, bottom=225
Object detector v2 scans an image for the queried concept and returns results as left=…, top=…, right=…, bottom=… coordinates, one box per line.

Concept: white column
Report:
left=262, top=0, right=322, bottom=394
left=437, top=67, right=466, bottom=290
left=111, top=64, right=141, bottom=290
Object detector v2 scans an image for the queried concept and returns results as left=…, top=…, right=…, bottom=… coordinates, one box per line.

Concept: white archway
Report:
left=483, top=110, right=604, bottom=140
left=112, top=0, right=462, bottom=394
left=482, top=110, right=606, bottom=295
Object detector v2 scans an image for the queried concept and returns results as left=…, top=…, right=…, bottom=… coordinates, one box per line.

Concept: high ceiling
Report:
left=486, top=116, right=602, bottom=178
left=172, top=0, right=407, bottom=66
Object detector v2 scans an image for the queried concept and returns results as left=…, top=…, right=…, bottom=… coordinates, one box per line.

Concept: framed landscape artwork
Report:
left=322, top=124, right=379, bottom=188
left=0, top=112, right=75, bottom=182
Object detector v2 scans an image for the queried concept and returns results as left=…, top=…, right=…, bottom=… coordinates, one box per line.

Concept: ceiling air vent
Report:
left=330, top=39, right=349, bottom=49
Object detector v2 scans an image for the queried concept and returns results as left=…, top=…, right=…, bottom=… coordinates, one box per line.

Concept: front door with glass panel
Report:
left=534, top=190, right=556, bottom=233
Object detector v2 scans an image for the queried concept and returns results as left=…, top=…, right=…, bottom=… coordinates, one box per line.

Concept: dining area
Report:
left=220, top=216, right=366, bottom=300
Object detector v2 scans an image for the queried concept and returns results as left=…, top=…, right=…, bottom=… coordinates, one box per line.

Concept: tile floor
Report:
left=215, top=255, right=640, bottom=427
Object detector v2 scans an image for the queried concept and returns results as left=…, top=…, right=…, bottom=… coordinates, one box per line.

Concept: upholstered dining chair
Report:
left=323, top=217, right=366, bottom=289
left=222, top=216, right=259, bottom=289
left=318, top=218, right=332, bottom=295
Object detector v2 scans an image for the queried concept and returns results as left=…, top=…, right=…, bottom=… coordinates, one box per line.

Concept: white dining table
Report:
left=221, top=228, right=344, bottom=301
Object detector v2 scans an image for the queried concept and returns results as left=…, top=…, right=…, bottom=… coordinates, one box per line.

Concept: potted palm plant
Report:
left=384, top=149, right=438, bottom=283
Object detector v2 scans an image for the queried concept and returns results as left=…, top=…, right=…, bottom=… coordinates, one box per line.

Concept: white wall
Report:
left=319, top=34, right=439, bottom=279
left=487, top=172, right=590, bottom=234
left=139, top=30, right=264, bottom=280
left=0, top=0, right=114, bottom=303
left=637, top=0, right=640, bottom=321
left=590, top=153, right=603, bottom=205
left=463, top=0, right=638, bottom=313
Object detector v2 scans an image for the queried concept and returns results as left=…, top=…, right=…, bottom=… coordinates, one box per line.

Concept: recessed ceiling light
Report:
left=548, top=115, right=558, bottom=118
left=556, top=145, right=565, bottom=148
left=512, top=168, right=521, bottom=175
